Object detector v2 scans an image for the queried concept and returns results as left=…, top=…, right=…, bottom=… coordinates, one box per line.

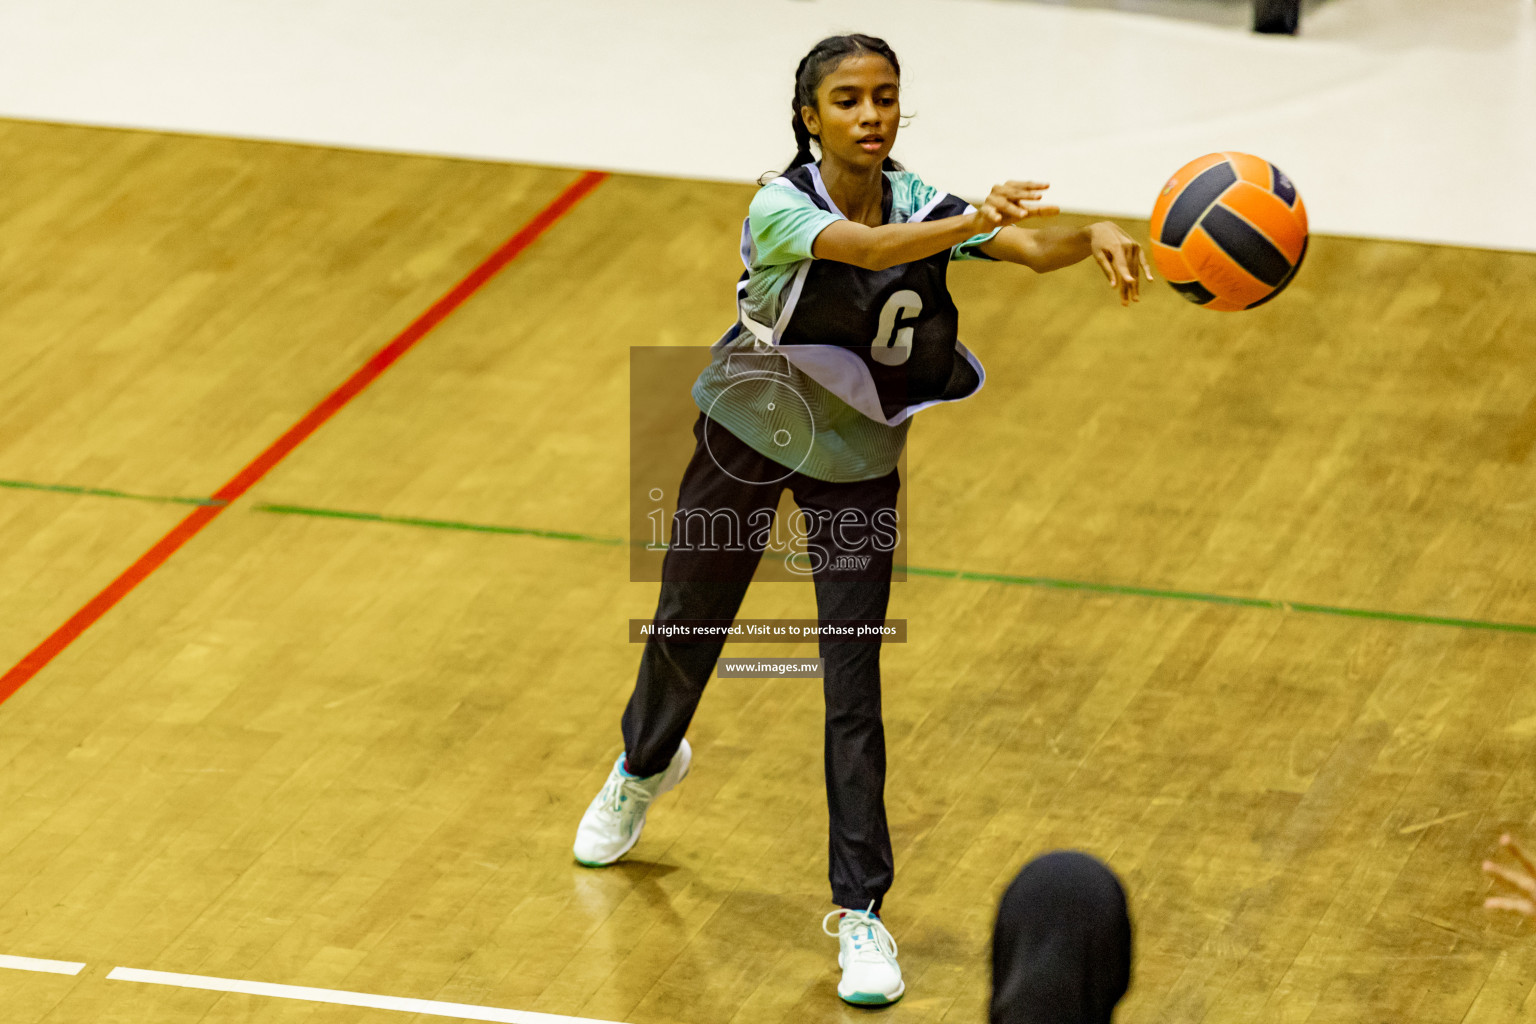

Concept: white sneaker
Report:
left=822, top=903, right=904, bottom=1006
left=572, top=740, right=691, bottom=867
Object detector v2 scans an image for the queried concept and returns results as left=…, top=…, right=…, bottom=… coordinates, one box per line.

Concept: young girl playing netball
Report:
left=574, top=33, right=1150, bottom=1006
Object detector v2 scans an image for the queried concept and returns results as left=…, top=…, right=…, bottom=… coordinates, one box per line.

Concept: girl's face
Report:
left=802, top=54, right=900, bottom=170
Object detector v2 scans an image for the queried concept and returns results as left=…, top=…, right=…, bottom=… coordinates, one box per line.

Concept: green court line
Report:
left=250, top=500, right=1536, bottom=637
left=897, top=565, right=1536, bottom=635
left=0, top=478, right=226, bottom=507
left=252, top=503, right=625, bottom=546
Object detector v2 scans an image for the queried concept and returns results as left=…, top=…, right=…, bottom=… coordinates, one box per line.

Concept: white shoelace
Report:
left=597, top=770, right=654, bottom=823
left=822, top=902, right=899, bottom=964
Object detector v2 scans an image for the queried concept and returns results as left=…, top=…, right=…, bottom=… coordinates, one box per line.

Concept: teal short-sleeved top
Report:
left=692, top=164, right=999, bottom=483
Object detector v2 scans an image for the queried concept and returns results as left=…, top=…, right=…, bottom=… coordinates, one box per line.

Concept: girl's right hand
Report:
left=971, top=181, right=1059, bottom=233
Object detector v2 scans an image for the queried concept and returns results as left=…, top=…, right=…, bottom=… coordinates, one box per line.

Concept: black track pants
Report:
left=621, top=411, right=899, bottom=910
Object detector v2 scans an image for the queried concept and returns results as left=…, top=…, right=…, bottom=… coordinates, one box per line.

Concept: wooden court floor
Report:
left=2, top=117, right=1536, bottom=1023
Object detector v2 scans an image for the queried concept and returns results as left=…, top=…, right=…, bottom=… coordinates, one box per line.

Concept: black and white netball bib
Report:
left=732, top=164, right=986, bottom=426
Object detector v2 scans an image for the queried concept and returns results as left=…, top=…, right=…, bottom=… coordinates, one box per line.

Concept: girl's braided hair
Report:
left=768, top=34, right=905, bottom=181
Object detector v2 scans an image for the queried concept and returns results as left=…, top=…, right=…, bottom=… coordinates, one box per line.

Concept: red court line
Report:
left=0, top=170, right=608, bottom=707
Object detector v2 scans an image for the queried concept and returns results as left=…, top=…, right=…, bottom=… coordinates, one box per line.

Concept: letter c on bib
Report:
left=871, top=289, right=922, bottom=366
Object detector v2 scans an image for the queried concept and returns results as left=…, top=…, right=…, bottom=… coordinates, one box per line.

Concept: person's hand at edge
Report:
left=1484, top=833, right=1536, bottom=918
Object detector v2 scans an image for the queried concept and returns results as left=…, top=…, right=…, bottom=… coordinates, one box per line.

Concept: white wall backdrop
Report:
left=1, top=0, right=1532, bottom=251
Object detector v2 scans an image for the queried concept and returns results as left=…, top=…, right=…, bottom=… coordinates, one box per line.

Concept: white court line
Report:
left=0, top=954, right=87, bottom=975
left=106, top=967, right=627, bottom=1024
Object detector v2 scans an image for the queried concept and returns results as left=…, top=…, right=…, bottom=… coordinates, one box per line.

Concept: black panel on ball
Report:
left=1201, top=205, right=1291, bottom=287
left=1160, top=161, right=1238, bottom=248
left=1244, top=235, right=1308, bottom=309
left=1170, top=279, right=1218, bottom=305
left=1269, top=164, right=1298, bottom=207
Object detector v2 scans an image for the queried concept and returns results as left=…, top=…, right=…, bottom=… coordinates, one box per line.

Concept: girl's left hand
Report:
left=1087, top=222, right=1153, bottom=307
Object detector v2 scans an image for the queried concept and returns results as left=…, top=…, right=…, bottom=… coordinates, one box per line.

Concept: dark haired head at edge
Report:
left=992, top=852, right=1133, bottom=1024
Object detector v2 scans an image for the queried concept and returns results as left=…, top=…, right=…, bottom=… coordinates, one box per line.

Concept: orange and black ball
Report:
left=1150, top=152, right=1308, bottom=312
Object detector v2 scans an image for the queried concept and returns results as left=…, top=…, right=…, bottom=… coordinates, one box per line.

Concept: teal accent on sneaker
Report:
left=840, top=986, right=905, bottom=1006
left=572, top=740, right=692, bottom=867
left=824, top=903, right=903, bottom=1006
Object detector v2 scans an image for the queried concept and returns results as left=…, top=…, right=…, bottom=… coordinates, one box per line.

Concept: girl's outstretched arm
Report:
left=812, top=181, right=1056, bottom=272
left=980, top=221, right=1154, bottom=306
